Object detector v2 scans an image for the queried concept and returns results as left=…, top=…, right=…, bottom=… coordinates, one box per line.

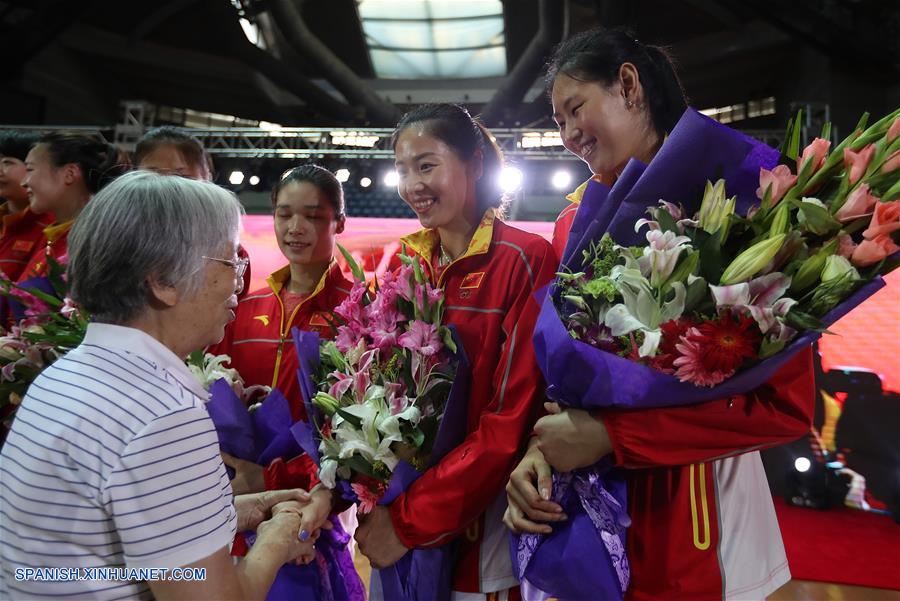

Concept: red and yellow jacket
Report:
left=0, top=205, right=52, bottom=281
left=390, top=210, right=557, bottom=593
left=554, top=182, right=815, bottom=601
left=210, top=261, right=352, bottom=422
left=17, top=220, right=71, bottom=282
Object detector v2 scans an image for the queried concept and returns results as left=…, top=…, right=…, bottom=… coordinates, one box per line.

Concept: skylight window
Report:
left=358, top=0, right=506, bottom=79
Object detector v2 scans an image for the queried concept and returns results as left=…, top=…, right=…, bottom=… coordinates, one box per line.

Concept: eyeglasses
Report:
left=203, top=255, right=249, bottom=293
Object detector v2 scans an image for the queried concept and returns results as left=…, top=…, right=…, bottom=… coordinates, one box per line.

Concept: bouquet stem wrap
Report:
left=292, top=325, right=472, bottom=601
left=512, top=461, right=630, bottom=601
left=205, top=380, right=362, bottom=601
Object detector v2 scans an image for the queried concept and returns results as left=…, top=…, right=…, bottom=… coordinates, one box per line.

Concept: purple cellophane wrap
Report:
left=292, top=325, right=471, bottom=601
left=518, top=108, right=889, bottom=601
left=7, top=275, right=57, bottom=322
left=205, top=379, right=362, bottom=601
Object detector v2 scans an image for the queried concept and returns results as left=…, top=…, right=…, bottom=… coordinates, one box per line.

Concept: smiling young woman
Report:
left=504, top=27, right=816, bottom=601
left=352, top=104, right=557, bottom=601
left=206, top=164, right=364, bottom=601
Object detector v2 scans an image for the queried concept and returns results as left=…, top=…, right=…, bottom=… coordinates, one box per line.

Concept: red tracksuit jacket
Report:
left=17, top=220, right=70, bottom=282
left=209, top=262, right=352, bottom=490
left=389, top=211, right=557, bottom=593
left=0, top=206, right=52, bottom=281
left=555, top=181, right=814, bottom=600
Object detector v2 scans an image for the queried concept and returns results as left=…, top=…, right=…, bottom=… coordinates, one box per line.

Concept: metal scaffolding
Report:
left=0, top=125, right=788, bottom=160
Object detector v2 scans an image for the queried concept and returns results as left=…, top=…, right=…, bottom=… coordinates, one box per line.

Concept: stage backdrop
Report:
left=241, top=215, right=900, bottom=393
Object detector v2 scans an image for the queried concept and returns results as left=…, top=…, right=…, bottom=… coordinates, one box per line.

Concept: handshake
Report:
left=234, top=487, right=334, bottom=566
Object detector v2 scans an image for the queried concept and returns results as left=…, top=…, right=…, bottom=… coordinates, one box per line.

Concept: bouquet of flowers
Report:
left=515, top=107, right=900, bottom=601
left=186, top=350, right=303, bottom=475
left=0, top=258, right=88, bottom=443
left=293, top=248, right=470, bottom=601
left=188, top=352, right=364, bottom=601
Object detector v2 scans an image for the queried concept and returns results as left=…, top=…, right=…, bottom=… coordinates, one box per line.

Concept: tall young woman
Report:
left=134, top=126, right=252, bottom=295
left=20, top=133, right=127, bottom=281
left=503, top=28, right=815, bottom=601
left=353, top=104, right=557, bottom=601
left=208, top=165, right=364, bottom=601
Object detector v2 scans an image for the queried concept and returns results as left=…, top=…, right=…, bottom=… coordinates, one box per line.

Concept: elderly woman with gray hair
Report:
left=0, top=171, right=322, bottom=601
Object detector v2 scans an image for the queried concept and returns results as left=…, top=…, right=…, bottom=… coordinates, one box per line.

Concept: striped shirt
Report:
left=0, top=323, right=237, bottom=600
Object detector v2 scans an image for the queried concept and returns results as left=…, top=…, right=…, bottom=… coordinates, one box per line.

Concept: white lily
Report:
left=604, top=266, right=687, bottom=356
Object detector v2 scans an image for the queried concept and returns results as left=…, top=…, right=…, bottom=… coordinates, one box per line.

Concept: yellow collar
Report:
left=44, top=220, right=74, bottom=245
left=266, top=260, right=337, bottom=299
left=565, top=174, right=612, bottom=206
left=400, top=209, right=496, bottom=264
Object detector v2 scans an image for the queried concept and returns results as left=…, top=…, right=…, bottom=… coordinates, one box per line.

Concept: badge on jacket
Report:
left=12, top=240, right=35, bottom=254
left=460, top=272, right=485, bottom=289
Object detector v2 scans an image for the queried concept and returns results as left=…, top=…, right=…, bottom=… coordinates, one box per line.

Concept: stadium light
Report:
left=335, top=168, right=351, bottom=183
left=360, top=177, right=372, bottom=188
left=498, top=167, right=523, bottom=193
left=383, top=170, right=399, bottom=187
left=228, top=170, right=244, bottom=185
left=551, top=170, right=572, bottom=190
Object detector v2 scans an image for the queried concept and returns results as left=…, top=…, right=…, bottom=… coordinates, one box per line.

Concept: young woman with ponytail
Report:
left=503, top=28, right=814, bottom=601
left=20, top=133, right=129, bottom=281
left=354, top=103, right=557, bottom=601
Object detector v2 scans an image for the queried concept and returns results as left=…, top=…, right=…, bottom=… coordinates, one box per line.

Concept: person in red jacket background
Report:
left=19, top=133, right=127, bottom=282
left=354, top=103, right=557, bottom=601
left=134, top=126, right=252, bottom=296
left=207, top=164, right=364, bottom=601
left=504, top=28, right=815, bottom=601
left=0, top=131, right=51, bottom=281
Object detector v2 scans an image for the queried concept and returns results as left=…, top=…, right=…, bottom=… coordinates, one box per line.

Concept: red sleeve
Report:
left=263, top=454, right=320, bottom=491
left=389, top=240, right=558, bottom=548
left=600, top=346, right=816, bottom=468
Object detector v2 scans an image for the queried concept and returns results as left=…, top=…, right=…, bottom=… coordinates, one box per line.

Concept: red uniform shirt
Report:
left=0, top=205, right=52, bottom=281
left=17, top=220, right=71, bottom=282
left=209, top=262, right=352, bottom=493
left=553, top=181, right=814, bottom=601
left=210, top=261, right=352, bottom=421
left=390, top=211, right=557, bottom=593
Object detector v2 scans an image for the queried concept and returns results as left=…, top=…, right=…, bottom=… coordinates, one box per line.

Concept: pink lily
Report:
left=843, top=144, right=876, bottom=186
left=835, top=184, right=879, bottom=223
left=756, top=165, right=797, bottom=206
left=709, top=272, right=796, bottom=336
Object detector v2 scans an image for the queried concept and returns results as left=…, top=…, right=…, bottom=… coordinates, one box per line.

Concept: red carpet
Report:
left=773, top=496, right=900, bottom=589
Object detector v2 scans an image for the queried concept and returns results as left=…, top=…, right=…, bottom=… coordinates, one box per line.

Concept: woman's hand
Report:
left=295, top=485, right=334, bottom=542
left=234, top=489, right=311, bottom=532
left=254, top=508, right=316, bottom=566
left=355, top=506, right=409, bottom=569
left=533, top=402, right=612, bottom=472
left=503, top=439, right=566, bottom=535
left=221, top=452, right=265, bottom=495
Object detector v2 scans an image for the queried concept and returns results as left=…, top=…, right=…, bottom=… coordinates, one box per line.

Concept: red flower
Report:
left=651, top=318, right=695, bottom=373
left=672, top=312, right=761, bottom=387
left=350, top=475, right=386, bottom=514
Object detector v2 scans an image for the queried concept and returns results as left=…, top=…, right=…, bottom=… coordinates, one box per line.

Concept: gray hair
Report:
left=68, top=170, right=243, bottom=324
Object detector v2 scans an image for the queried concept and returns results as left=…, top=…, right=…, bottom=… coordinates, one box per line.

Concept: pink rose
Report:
left=756, top=165, right=797, bottom=205
left=843, top=144, right=876, bottom=186
left=798, top=137, right=831, bottom=173
left=888, top=116, right=900, bottom=144
left=835, top=184, right=879, bottom=223
left=882, top=149, right=900, bottom=174
left=851, top=234, right=900, bottom=267
left=862, top=200, right=900, bottom=240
